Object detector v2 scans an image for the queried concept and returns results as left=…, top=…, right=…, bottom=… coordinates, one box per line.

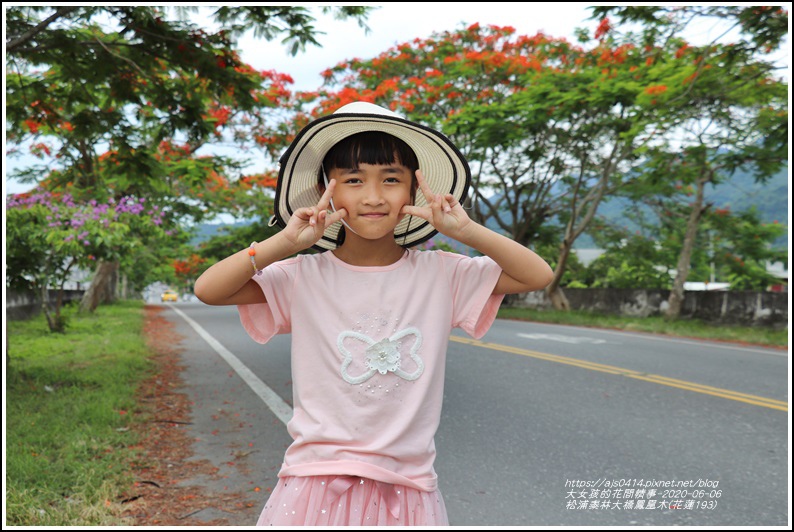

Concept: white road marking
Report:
left=170, top=305, right=293, bottom=426
left=534, top=325, right=788, bottom=356
left=517, top=333, right=609, bottom=344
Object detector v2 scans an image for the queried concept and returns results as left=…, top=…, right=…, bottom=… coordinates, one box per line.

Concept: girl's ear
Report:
left=317, top=165, right=331, bottom=194
left=316, top=166, right=326, bottom=194
left=410, top=170, right=419, bottom=204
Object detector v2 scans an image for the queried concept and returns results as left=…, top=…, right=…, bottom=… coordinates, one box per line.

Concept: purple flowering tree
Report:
left=6, top=192, right=167, bottom=331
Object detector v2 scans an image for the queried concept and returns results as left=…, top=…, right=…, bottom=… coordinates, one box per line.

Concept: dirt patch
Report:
left=118, top=305, right=261, bottom=526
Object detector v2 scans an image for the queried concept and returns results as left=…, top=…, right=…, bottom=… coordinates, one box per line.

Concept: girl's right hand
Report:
left=282, top=178, right=347, bottom=250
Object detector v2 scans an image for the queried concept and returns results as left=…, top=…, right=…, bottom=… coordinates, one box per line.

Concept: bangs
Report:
left=323, top=131, right=419, bottom=171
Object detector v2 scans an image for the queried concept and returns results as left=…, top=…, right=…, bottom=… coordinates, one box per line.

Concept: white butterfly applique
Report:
left=337, top=327, right=424, bottom=385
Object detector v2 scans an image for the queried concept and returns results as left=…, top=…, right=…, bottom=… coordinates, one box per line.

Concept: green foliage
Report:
left=419, top=238, right=458, bottom=253
left=706, top=207, right=787, bottom=290
left=6, top=192, right=174, bottom=330
left=583, top=200, right=787, bottom=290
left=194, top=218, right=283, bottom=266
left=210, top=6, right=372, bottom=55
left=588, top=163, right=789, bottom=248
left=584, top=229, right=673, bottom=289
left=6, top=194, right=168, bottom=283
left=590, top=6, right=789, bottom=55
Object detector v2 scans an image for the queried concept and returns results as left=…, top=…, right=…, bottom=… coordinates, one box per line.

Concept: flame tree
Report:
left=278, top=10, right=787, bottom=310
left=284, top=23, right=689, bottom=309
left=594, top=5, right=788, bottom=317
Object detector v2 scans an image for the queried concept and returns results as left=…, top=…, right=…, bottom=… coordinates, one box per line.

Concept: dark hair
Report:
left=318, top=131, right=418, bottom=195
left=324, top=131, right=419, bottom=172
left=317, top=131, right=420, bottom=247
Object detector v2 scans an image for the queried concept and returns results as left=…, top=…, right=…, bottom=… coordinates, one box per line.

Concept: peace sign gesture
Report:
left=283, top=179, right=348, bottom=250
left=401, top=170, right=472, bottom=240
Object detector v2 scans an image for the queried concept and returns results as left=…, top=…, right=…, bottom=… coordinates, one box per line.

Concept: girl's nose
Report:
left=362, top=184, right=385, bottom=205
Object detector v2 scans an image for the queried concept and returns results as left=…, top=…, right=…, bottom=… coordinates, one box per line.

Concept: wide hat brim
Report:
left=273, top=101, right=471, bottom=251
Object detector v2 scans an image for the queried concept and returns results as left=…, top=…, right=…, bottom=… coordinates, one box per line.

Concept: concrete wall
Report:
left=6, top=289, right=86, bottom=321
left=7, top=287, right=788, bottom=329
left=505, top=288, right=788, bottom=328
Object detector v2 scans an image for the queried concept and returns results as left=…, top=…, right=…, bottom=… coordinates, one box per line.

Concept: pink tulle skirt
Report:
left=256, top=475, right=449, bottom=526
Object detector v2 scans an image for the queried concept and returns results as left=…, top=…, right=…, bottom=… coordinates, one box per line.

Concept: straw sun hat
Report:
left=272, top=101, right=471, bottom=251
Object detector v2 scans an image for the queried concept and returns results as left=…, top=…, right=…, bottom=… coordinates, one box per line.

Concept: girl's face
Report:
left=328, top=162, right=414, bottom=242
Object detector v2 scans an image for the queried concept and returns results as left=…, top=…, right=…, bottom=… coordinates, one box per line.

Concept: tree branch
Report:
left=7, top=6, right=82, bottom=54
left=91, top=31, right=148, bottom=77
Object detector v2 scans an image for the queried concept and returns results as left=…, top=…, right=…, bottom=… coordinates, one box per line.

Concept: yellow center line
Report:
left=449, top=336, right=788, bottom=412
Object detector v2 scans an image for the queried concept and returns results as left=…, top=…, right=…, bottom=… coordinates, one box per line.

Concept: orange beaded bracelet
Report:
left=248, top=242, right=261, bottom=275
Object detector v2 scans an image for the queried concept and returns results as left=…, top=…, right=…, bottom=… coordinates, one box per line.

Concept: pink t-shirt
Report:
left=238, top=249, right=504, bottom=492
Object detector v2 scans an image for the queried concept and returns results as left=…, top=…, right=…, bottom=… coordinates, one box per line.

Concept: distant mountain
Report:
left=189, top=165, right=788, bottom=249
left=189, top=219, right=255, bottom=245
left=704, top=165, right=788, bottom=224
left=589, top=164, right=788, bottom=248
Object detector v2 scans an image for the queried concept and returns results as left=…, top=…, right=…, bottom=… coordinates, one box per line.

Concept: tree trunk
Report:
left=40, top=283, right=56, bottom=332
left=547, top=146, right=621, bottom=311
left=119, top=273, right=128, bottom=300
left=80, top=260, right=118, bottom=313
left=546, top=285, right=570, bottom=311
left=102, top=263, right=118, bottom=304
left=546, top=241, right=573, bottom=310
left=665, top=174, right=710, bottom=320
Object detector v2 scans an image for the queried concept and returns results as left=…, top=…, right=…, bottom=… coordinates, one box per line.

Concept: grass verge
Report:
left=5, top=301, right=152, bottom=526
left=497, top=307, right=788, bottom=348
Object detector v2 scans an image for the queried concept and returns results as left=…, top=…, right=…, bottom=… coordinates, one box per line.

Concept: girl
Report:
left=194, top=101, right=553, bottom=526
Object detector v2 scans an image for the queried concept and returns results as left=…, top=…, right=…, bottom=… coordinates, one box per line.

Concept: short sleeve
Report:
left=439, top=251, right=505, bottom=339
left=236, top=257, right=300, bottom=344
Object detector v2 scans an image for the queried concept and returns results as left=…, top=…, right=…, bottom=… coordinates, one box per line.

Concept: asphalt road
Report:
left=157, top=301, right=789, bottom=527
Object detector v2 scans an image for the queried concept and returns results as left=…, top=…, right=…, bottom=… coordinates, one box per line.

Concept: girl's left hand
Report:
left=400, top=170, right=472, bottom=240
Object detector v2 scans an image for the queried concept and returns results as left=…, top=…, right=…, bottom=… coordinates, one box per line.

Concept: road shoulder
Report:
left=119, top=305, right=266, bottom=526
